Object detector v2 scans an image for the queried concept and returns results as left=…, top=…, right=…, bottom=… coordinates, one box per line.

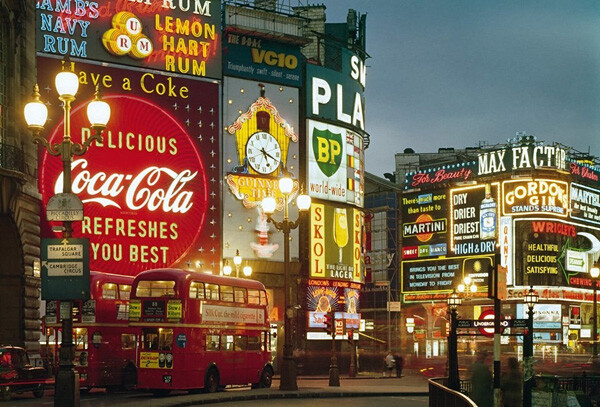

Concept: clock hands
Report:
left=261, top=147, right=277, bottom=162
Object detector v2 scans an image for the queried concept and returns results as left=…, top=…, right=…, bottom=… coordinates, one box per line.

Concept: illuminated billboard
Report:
left=310, top=203, right=364, bottom=283
left=502, top=179, right=569, bottom=217
left=512, top=218, right=600, bottom=287
left=401, top=190, right=448, bottom=259
left=401, top=255, right=493, bottom=294
left=36, top=0, right=222, bottom=79
left=449, top=183, right=500, bottom=256
left=570, top=183, right=600, bottom=225
left=477, top=145, right=567, bottom=176
left=222, top=78, right=299, bottom=261
left=307, top=120, right=364, bottom=207
left=38, top=57, right=220, bottom=276
left=306, top=49, right=366, bottom=135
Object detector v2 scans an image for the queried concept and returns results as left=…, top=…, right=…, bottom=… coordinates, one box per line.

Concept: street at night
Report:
left=1, top=1, right=600, bottom=407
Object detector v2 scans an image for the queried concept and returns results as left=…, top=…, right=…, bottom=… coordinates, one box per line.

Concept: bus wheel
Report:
left=33, top=384, right=44, bottom=398
left=0, top=386, right=11, bottom=401
left=253, top=367, right=273, bottom=389
left=204, top=368, right=219, bottom=393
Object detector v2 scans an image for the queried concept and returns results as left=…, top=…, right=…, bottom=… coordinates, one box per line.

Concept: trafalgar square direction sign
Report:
left=41, top=238, right=90, bottom=301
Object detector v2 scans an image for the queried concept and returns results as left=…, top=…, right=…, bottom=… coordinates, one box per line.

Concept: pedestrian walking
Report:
left=383, top=351, right=395, bottom=377
left=501, top=357, right=522, bottom=407
left=469, top=350, right=493, bottom=407
left=394, top=354, right=404, bottom=377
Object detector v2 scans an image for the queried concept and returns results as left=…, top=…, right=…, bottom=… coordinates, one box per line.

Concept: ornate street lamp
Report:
left=447, top=290, right=462, bottom=391
left=24, top=59, right=110, bottom=407
left=261, top=177, right=311, bottom=391
left=223, top=250, right=252, bottom=278
left=523, top=285, right=538, bottom=407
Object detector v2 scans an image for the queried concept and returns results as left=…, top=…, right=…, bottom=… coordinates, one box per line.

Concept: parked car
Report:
left=0, top=346, right=52, bottom=401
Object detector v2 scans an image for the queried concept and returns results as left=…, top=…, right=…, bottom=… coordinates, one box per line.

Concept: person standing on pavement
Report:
left=501, top=357, right=522, bottom=407
left=469, top=350, right=493, bottom=407
left=383, top=351, right=395, bottom=377
left=394, top=354, right=404, bottom=377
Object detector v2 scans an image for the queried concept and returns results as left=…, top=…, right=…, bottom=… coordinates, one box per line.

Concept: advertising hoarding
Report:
left=38, top=57, right=220, bottom=276
left=570, top=183, right=600, bottom=225
left=502, top=179, right=569, bottom=217
left=222, top=78, right=299, bottom=261
left=477, top=145, right=567, bottom=176
left=224, top=32, right=303, bottom=87
left=449, top=183, right=499, bottom=256
left=401, top=255, right=493, bottom=294
left=405, top=163, right=476, bottom=190
left=310, top=203, right=364, bottom=283
left=36, top=0, right=222, bottom=79
left=513, top=218, right=600, bottom=287
left=401, top=190, right=448, bottom=259
left=307, top=120, right=364, bottom=207
left=306, top=49, right=366, bottom=134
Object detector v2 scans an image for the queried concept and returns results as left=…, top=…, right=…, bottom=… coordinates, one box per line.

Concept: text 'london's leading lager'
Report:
left=480, top=184, right=497, bottom=240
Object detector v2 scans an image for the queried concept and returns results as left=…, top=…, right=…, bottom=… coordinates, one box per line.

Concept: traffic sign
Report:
left=46, top=193, right=84, bottom=221
left=41, top=237, right=90, bottom=301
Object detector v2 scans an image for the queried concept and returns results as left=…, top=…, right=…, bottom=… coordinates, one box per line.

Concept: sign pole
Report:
left=329, top=312, right=340, bottom=386
left=493, top=261, right=501, bottom=407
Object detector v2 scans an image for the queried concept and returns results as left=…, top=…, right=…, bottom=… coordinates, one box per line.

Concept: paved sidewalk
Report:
left=109, top=370, right=429, bottom=406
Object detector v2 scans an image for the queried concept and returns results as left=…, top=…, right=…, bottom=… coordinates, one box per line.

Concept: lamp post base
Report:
left=279, top=355, right=297, bottom=391
left=54, top=368, right=79, bottom=407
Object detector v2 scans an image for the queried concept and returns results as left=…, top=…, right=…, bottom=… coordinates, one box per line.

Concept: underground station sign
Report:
left=456, top=311, right=527, bottom=338
left=41, top=237, right=90, bottom=301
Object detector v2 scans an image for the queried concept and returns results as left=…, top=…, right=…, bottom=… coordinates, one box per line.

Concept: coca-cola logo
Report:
left=39, top=95, right=209, bottom=276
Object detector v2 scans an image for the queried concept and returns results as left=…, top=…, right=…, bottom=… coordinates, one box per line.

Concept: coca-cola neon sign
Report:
left=38, top=58, right=220, bottom=276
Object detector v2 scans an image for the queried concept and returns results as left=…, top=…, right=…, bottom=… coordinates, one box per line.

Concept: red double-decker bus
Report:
left=43, top=271, right=137, bottom=391
left=129, top=268, right=273, bottom=395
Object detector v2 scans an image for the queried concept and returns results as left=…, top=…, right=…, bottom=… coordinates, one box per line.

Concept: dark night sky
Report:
left=319, top=0, right=600, bottom=176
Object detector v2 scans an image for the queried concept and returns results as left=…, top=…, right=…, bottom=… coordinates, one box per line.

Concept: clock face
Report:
left=245, top=131, right=282, bottom=175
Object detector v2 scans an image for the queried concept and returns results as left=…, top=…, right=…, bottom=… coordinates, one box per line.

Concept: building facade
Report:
left=397, top=134, right=600, bottom=360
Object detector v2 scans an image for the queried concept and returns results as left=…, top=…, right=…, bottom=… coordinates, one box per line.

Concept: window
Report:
left=142, top=328, right=173, bottom=351
left=74, top=328, right=88, bottom=351
left=260, top=290, right=268, bottom=305
left=234, top=287, right=247, bottom=303
left=234, top=335, right=247, bottom=351
left=248, top=289, right=260, bottom=304
left=189, top=282, right=205, bottom=299
left=121, top=334, right=136, bottom=350
left=206, top=335, right=219, bottom=351
left=221, top=334, right=234, bottom=351
left=102, top=283, right=118, bottom=299
left=119, top=285, right=131, bottom=300
left=262, top=331, right=271, bottom=352
left=248, top=336, right=261, bottom=351
left=136, top=280, right=176, bottom=298
left=205, top=284, right=219, bottom=300
left=220, top=285, right=234, bottom=302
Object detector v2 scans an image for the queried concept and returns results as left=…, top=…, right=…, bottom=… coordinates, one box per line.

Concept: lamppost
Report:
left=24, top=60, right=110, bottom=407
left=591, top=265, right=599, bottom=360
left=261, top=177, right=311, bottom=391
left=523, top=286, right=538, bottom=407
left=447, top=290, right=462, bottom=391
left=223, top=250, right=252, bottom=278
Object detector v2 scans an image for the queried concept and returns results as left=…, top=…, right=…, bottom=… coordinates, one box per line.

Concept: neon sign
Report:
left=37, top=57, right=220, bottom=276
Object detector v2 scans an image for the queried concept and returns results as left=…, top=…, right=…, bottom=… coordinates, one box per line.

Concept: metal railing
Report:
left=0, top=142, right=24, bottom=172
left=428, top=377, right=477, bottom=407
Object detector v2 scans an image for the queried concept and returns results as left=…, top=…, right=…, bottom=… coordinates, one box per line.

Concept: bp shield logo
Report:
left=312, top=128, right=343, bottom=177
